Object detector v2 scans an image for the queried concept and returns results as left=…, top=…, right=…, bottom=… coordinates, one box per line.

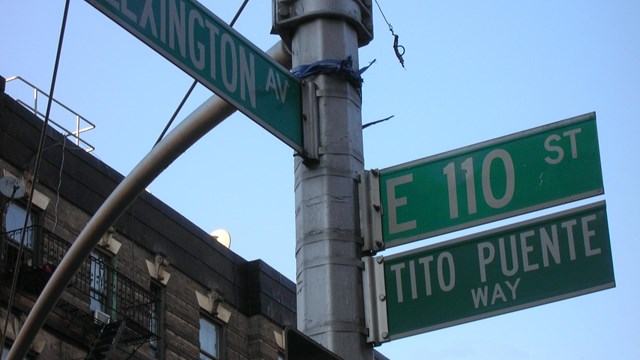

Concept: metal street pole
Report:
left=287, top=1, right=374, bottom=358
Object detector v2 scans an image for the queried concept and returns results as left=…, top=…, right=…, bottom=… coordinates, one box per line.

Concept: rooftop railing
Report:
left=5, top=76, right=96, bottom=153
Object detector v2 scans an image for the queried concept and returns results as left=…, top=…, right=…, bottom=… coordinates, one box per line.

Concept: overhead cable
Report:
left=2, top=0, right=72, bottom=354
left=154, top=0, right=250, bottom=147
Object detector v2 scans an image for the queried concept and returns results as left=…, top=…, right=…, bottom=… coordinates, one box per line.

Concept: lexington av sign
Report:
left=86, top=0, right=303, bottom=151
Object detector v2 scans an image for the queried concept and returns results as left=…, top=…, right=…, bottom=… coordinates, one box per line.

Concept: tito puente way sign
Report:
left=85, top=0, right=303, bottom=152
left=360, top=112, right=603, bottom=250
left=364, top=201, right=615, bottom=342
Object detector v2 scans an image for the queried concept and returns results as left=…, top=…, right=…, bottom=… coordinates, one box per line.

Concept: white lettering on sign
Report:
left=388, top=211, right=605, bottom=310
left=498, top=236, right=518, bottom=277
left=169, top=0, right=186, bottom=57
left=443, top=149, right=515, bottom=220
left=188, top=8, right=205, bottom=70
left=418, top=256, right=434, bottom=296
left=390, top=263, right=406, bottom=303
left=386, top=174, right=417, bottom=235
left=121, top=0, right=137, bottom=22
left=520, top=230, right=539, bottom=272
left=140, top=0, right=157, bottom=37
left=437, top=252, right=456, bottom=292
left=265, top=68, right=290, bottom=104
left=582, top=214, right=601, bottom=256
left=390, top=252, right=456, bottom=304
left=471, top=278, right=521, bottom=309
left=561, top=219, right=578, bottom=260
left=477, top=242, right=494, bottom=283
left=221, top=34, right=237, bottom=92
left=204, top=20, right=219, bottom=79
left=540, top=224, right=560, bottom=267
left=482, top=149, right=515, bottom=209
left=476, top=214, right=602, bottom=283
left=239, top=47, right=256, bottom=107
left=544, top=127, right=583, bottom=165
left=103, top=0, right=260, bottom=109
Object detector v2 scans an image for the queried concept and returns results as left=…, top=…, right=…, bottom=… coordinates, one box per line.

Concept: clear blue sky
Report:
left=2, top=1, right=639, bottom=358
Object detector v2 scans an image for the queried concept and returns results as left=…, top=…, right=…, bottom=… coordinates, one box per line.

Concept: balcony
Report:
left=0, top=226, right=159, bottom=345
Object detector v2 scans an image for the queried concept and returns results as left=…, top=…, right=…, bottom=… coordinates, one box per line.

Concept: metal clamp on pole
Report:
left=301, top=80, right=319, bottom=161
left=272, top=0, right=374, bottom=50
left=363, top=256, right=389, bottom=344
left=360, top=170, right=384, bottom=253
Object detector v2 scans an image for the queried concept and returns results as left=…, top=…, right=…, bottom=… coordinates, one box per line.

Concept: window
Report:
left=89, top=251, right=111, bottom=313
left=149, top=282, right=165, bottom=359
left=4, top=202, right=35, bottom=248
left=2, top=202, right=38, bottom=272
left=199, top=316, right=221, bottom=360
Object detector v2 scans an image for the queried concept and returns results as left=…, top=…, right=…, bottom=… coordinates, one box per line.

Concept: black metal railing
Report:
left=0, top=225, right=67, bottom=272
left=71, top=255, right=159, bottom=343
left=0, top=225, right=159, bottom=343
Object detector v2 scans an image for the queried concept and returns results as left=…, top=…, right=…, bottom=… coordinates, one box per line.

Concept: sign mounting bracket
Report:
left=300, top=80, right=319, bottom=161
left=359, top=170, right=384, bottom=253
left=363, top=256, right=389, bottom=345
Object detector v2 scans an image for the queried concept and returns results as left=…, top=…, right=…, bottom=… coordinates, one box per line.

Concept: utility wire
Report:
left=154, top=0, right=250, bottom=147
left=1, top=0, right=71, bottom=351
left=154, top=81, right=197, bottom=146
left=229, top=0, right=250, bottom=27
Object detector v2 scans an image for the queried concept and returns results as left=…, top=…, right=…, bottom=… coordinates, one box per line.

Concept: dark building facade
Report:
left=0, top=75, right=296, bottom=359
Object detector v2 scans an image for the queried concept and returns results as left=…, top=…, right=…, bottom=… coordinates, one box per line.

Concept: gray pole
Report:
left=7, top=42, right=291, bottom=360
left=292, top=3, right=374, bottom=359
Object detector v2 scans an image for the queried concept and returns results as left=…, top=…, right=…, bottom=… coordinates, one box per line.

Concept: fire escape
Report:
left=0, top=226, right=160, bottom=359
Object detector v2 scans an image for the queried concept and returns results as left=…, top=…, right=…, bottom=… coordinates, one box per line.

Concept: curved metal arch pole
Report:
left=8, top=42, right=291, bottom=360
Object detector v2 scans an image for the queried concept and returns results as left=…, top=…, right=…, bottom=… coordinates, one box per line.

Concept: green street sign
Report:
left=374, top=202, right=614, bottom=341
left=364, top=113, right=603, bottom=249
left=86, top=0, right=303, bottom=152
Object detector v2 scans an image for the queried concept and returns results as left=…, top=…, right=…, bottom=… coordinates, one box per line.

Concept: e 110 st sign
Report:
left=362, top=112, right=603, bottom=249
left=366, top=201, right=614, bottom=342
left=85, top=0, right=303, bottom=151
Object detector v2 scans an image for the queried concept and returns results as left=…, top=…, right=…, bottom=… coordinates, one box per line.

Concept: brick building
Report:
left=0, top=75, right=296, bottom=359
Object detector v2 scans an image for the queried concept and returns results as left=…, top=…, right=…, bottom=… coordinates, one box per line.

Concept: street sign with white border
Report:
left=85, top=0, right=303, bottom=151
left=361, top=112, right=604, bottom=250
left=364, top=201, right=615, bottom=342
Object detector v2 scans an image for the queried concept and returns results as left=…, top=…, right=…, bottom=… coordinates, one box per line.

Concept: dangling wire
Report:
left=52, top=135, right=68, bottom=234
left=393, top=33, right=405, bottom=68
left=1, top=0, right=71, bottom=351
left=374, top=0, right=406, bottom=68
left=154, top=0, right=250, bottom=147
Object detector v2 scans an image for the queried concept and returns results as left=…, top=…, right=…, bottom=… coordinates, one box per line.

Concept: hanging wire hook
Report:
left=374, top=0, right=406, bottom=68
left=393, top=33, right=405, bottom=68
